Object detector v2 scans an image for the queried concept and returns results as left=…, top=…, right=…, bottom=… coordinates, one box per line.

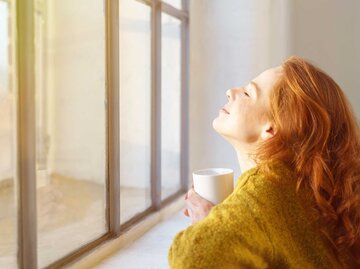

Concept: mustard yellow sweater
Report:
left=168, top=161, right=342, bottom=269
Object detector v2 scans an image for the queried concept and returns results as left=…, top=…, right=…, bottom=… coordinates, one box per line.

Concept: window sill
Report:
left=68, top=196, right=188, bottom=268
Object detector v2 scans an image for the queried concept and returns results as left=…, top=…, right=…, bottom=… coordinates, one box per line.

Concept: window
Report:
left=0, top=0, right=18, bottom=268
left=34, top=0, right=107, bottom=267
left=161, top=13, right=182, bottom=200
left=119, top=0, right=152, bottom=224
left=163, top=0, right=182, bottom=10
left=0, top=0, right=189, bottom=268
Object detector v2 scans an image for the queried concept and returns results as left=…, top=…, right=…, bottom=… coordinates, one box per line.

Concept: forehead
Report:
left=253, top=66, right=283, bottom=95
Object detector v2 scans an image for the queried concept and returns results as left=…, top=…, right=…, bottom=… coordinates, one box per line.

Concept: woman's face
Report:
left=212, top=66, right=283, bottom=150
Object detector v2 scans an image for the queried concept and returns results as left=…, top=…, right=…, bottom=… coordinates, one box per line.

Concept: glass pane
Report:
left=162, top=0, right=182, bottom=10
left=119, top=0, right=152, bottom=224
left=0, top=1, right=18, bottom=268
left=35, top=0, right=107, bottom=267
left=161, top=13, right=182, bottom=200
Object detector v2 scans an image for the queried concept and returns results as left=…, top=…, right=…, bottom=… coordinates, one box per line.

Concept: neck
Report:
left=235, top=148, right=257, bottom=174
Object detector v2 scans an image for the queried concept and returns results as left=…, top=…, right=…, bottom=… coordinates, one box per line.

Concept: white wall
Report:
left=290, top=0, right=360, bottom=118
left=189, top=0, right=291, bottom=179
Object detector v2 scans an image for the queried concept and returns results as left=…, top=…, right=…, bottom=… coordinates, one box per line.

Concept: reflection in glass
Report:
left=119, top=0, right=152, bottom=224
left=0, top=1, right=17, bottom=268
left=161, top=13, right=182, bottom=200
left=35, top=0, right=107, bottom=267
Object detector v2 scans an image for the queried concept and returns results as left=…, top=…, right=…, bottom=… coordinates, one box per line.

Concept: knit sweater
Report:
left=168, top=160, right=342, bottom=269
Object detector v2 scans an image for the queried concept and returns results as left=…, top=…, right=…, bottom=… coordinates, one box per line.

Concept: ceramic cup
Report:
left=192, top=168, right=234, bottom=205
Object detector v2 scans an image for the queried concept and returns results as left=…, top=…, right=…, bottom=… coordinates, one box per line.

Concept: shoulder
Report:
left=231, top=160, right=311, bottom=216
left=235, top=160, right=296, bottom=195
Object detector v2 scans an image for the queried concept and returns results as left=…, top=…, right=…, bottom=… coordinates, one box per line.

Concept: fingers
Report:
left=184, top=186, right=198, bottom=218
left=187, top=188, right=195, bottom=197
left=185, top=195, right=202, bottom=214
left=186, top=188, right=203, bottom=204
left=184, top=190, right=190, bottom=217
left=184, top=187, right=197, bottom=203
left=184, top=192, right=197, bottom=217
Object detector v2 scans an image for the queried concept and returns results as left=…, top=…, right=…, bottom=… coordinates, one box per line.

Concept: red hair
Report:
left=255, top=56, right=360, bottom=268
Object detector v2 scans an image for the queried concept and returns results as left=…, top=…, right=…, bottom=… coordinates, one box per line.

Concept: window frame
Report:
left=14, top=0, right=189, bottom=268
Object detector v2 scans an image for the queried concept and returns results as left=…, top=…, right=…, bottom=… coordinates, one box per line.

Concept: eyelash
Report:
left=244, top=91, right=250, bottom=97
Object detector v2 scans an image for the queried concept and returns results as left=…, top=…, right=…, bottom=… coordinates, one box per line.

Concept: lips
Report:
left=221, top=107, right=230, bottom=114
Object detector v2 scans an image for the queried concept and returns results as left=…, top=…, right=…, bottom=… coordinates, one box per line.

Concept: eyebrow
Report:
left=250, top=81, right=260, bottom=98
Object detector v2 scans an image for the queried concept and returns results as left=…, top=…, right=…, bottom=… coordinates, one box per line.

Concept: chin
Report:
left=212, top=120, right=242, bottom=143
left=212, top=118, right=221, bottom=133
left=212, top=119, right=228, bottom=138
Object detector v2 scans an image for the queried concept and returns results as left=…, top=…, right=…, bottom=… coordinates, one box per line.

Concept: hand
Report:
left=183, top=186, right=214, bottom=225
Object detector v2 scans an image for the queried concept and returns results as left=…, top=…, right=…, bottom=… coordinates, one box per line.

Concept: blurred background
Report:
left=0, top=0, right=359, bottom=268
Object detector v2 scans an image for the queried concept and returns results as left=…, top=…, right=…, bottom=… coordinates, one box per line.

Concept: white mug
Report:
left=192, top=168, right=234, bottom=205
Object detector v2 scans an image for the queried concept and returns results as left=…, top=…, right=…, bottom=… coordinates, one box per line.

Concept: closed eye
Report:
left=243, top=85, right=253, bottom=98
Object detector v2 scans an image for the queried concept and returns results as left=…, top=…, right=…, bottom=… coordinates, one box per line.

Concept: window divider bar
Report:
left=151, top=0, right=162, bottom=210
left=134, top=0, right=152, bottom=7
left=180, top=0, right=189, bottom=192
left=106, top=0, right=121, bottom=237
left=161, top=1, right=188, bottom=21
left=16, top=0, right=38, bottom=268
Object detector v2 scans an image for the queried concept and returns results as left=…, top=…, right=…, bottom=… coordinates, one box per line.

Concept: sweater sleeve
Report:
left=168, top=177, right=274, bottom=269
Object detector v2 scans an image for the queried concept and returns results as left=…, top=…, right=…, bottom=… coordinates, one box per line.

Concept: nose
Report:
left=226, top=88, right=235, bottom=101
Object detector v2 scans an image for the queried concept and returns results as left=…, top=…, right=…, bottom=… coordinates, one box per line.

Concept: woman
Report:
left=168, top=56, right=359, bottom=269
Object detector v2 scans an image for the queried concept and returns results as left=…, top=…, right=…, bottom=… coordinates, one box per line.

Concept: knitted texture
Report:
left=168, top=160, right=341, bottom=269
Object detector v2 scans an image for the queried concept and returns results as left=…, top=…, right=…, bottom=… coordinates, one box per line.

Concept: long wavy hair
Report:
left=255, top=56, right=360, bottom=268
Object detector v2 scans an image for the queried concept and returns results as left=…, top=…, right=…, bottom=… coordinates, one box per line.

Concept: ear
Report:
left=260, top=122, right=276, bottom=141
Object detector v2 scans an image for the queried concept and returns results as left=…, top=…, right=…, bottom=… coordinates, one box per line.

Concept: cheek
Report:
left=212, top=103, right=266, bottom=143
left=230, top=114, right=260, bottom=143
left=232, top=104, right=267, bottom=141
